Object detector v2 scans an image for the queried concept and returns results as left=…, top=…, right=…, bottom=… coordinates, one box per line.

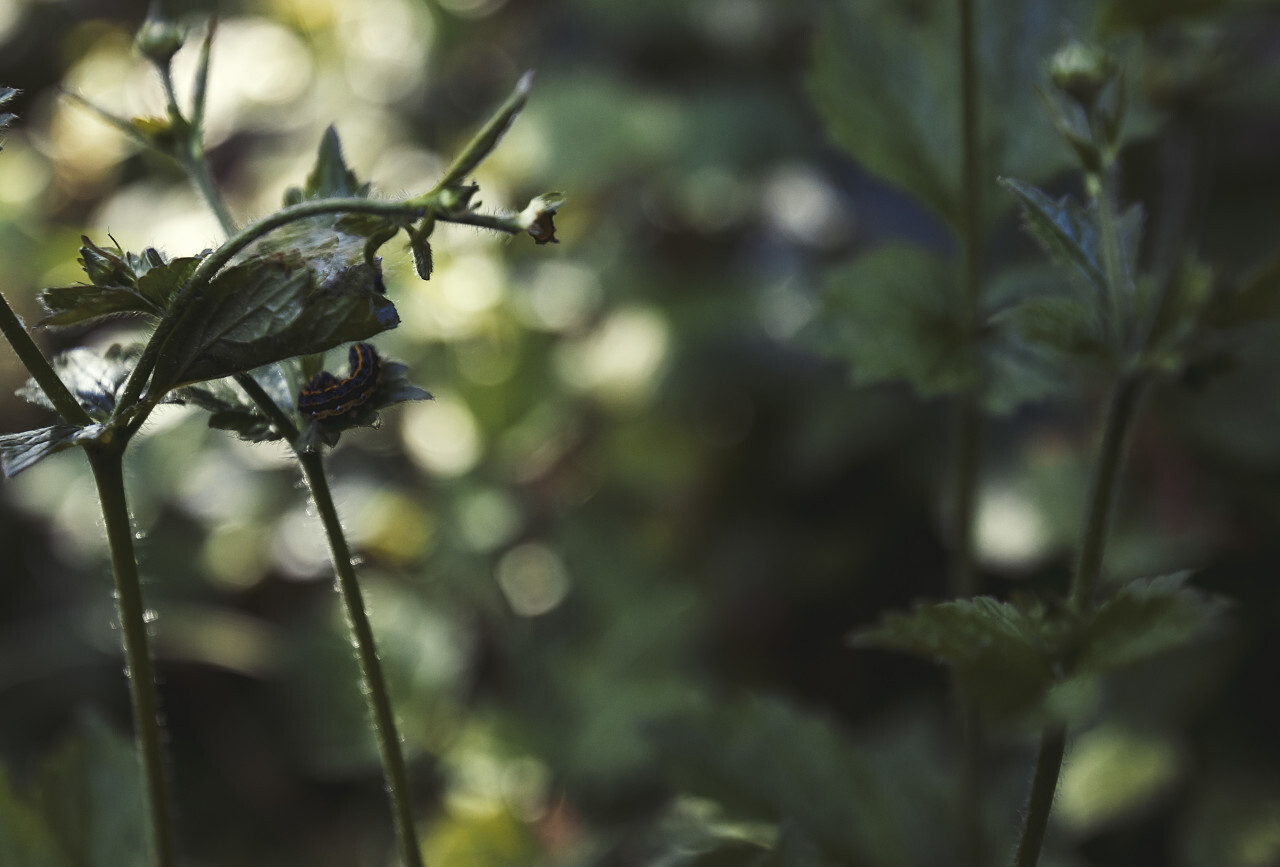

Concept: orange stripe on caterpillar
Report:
left=298, top=343, right=381, bottom=420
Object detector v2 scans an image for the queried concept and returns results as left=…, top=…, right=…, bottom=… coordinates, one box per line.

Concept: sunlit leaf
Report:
left=149, top=242, right=398, bottom=393
left=0, top=424, right=95, bottom=478
left=283, top=125, right=370, bottom=205
left=17, top=344, right=142, bottom=420
left=38, top=238, right=203, bottom=329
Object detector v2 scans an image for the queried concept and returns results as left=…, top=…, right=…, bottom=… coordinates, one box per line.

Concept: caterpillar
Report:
left=297, top=342, right=381, bottom=420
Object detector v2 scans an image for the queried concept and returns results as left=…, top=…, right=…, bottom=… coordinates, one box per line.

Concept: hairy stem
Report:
left=298, top=450, right=424, bottom=867
left=0, top=293, right=94, bottom=426
left=1012, top=727, right=1067, bottom=867
left=85, top=443, right=176, bottom=867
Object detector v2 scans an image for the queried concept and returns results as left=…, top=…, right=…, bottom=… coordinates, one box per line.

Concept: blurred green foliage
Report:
left=3, top=1, right=1280, bottom=866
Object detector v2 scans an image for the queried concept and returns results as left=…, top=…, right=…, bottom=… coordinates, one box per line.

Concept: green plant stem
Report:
left=85, top=442, right=176, bottom=867
left=1012, top=727, right=1066, bottom=867
left=298, top=449, right=424, bottom=867
left=188, top=128, right=425, bottom=867
left=1011, top=374, right=1144, bottom=867
left=0, top=293, right=94, bottom=426
left=182, top=147, right=236, bottom=236
left=1072, top=374, right=1144, bottom=611
left=954, top=3, right=986, bottom=863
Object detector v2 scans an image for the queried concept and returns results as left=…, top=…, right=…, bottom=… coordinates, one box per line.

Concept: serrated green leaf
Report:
left=801, top=244, right=973, bottom=398
left=809, top=0, right=1093, bottom=227
left=17, top=344, right=142, bottom=420
left=1001, top=178, right=1109, bottom=297
left=0, top=424, right=95, bottom=478
left=853, top=596, right=1058, bottom=720
left=302, top=125, right=368, bottom=201
left=0, top=766, right=67, bottom=867
left=38, top=239, right=202, bottom=328
left=149, top=245, right=398, bottom=393
left=171, top=369, right=293, bottom=444
left=1076, top=573, right=1230, bottom=674
left=652, top=698, right=910, bottom=867
left=36, top=714, right=149, bottom=867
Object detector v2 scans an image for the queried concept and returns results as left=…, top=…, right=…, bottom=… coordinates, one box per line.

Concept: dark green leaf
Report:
left=298, top=125, right=369, bottom=202
left=17, top=344, right=142, bottom=420
left=171, top=367, right=295, bottom=444
left=149, top=239, right=398, bottom=393
left=38, top=238, right=202, bottom=328
left=652, top=697, right=910, bottom=867
left=982, top=265, right=1077, bottom=409
left=1001, top=178, right=1108, bottom=297
left=1076, top=573, right=1231, bottom=675
left=36, top=714, right=149, bottom=867
left=809, top=0, right=1093, bottom=226
left=853, top=596, right=1058, bottom=720
left=801, top=244, right=973, bottom=399
left=0, top=424, right=94, bottom=478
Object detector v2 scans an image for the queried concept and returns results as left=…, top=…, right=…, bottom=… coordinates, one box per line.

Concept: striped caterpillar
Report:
left=297, top=343, right=381, bottom=420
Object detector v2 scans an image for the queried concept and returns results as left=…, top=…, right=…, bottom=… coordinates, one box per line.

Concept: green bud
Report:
left=135, top=5, right=185, bottom=68
left=1048, top=40, right=1117, bottom=110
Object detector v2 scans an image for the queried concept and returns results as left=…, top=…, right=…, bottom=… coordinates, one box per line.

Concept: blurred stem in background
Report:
left=954, top=0, right=985, bottom=863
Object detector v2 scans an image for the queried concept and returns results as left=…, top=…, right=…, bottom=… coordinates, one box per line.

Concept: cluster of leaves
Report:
left=855, top=574, right=1230, bottom=725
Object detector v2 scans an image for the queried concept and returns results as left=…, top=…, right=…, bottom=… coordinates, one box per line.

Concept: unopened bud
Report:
left=1048, top=41, right=1117, bottom=110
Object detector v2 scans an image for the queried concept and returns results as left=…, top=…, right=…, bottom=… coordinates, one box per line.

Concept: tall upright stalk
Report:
left=85, top=442, right=177, bottom=867
left=954, top=1, right=986, bottom=862
left=176, top=101, right=426, bottom=865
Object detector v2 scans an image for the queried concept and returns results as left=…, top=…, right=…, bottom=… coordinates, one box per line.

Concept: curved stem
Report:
left=85, top=443, right=176, bottom=867
left=0, top=293, right=94, bottom=426
left=116, top=195, right=428, bottom=414
left=297, top=450, right=424, bottom=867
left=1012, top=727, right=1066, bottom=867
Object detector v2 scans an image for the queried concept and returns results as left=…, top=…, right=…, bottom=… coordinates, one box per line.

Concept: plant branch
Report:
left=1073, top=373, right=1144, bottom=611
left=297, top=450, right=424, bottom=867
left=0, top=292, right=95, bottom=426
left=1012, top=726, right=1066, bottom=867
left=85, top=443, right=177, bottom=867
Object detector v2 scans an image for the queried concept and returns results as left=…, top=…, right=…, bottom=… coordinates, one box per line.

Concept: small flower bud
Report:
left=135, top=6, right=185, bottom=69
left=1048, top=40, right=1117, bottom=110
left=519, top=193, right=564, bottom=245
